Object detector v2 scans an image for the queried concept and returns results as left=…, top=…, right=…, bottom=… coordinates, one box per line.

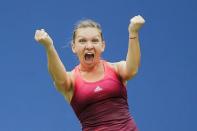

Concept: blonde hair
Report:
left=72, top=19, right=104, bottom=43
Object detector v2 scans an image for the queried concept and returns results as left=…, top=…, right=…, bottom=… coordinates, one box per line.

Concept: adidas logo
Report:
left=94, top=86, right=103, bottom=92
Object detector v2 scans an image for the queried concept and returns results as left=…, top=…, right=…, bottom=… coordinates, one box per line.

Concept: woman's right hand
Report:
left=34, top=29, right=53, bottom=48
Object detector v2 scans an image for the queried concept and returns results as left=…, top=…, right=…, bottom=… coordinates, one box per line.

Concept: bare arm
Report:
left=116, top=15, right=145, bottom=81
left=34, top=29, right=71, bottom=95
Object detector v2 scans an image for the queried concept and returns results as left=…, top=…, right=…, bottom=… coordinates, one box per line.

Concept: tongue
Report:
left=85, top=54, right=94, bottom=61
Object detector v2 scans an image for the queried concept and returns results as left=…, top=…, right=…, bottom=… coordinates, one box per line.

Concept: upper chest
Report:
left=73, top=74, right=126, bottom=108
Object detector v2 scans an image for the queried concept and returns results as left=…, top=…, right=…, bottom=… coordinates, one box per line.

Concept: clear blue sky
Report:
left=0, top=0, right=196, bottom=130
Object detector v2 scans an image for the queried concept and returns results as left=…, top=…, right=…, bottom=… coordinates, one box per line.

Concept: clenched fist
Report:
left=34, top=29, right=53, bottom=48
left=128, top=15, right=145, bottom=34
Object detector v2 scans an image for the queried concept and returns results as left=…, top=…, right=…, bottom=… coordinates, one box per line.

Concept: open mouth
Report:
left=84, top=53, right=94, bottom=62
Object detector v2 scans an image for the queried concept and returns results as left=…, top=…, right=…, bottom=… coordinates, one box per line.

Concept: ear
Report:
left=101, top=41, right=105, bottom=52
left=71, top=42, right=76, bottom=53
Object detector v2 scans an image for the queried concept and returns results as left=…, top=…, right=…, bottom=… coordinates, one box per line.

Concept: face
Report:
left=72, top=27, right=105, bottom=67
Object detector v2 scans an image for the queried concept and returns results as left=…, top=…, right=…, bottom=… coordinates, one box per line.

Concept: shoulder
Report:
left=104, top=60, right=123, bottom=78
left=105, top=61, right=118, bottom=73
left=106, top=60, right=127, bottom=84
left=106, top=60, right=125, bottom=74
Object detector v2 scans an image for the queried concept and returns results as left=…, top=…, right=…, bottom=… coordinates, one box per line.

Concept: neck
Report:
left=79, top=60, right=101, bottom=72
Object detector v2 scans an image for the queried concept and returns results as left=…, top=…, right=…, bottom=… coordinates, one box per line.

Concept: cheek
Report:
left=75, top=45, right=84, bottom=53
left=95, top=45, right=104, bottom=53
left=75, top=48, right=84, bottom=58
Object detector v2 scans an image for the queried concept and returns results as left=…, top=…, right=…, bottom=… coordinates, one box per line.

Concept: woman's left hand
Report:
left=128, top=15, right=145, bottom=33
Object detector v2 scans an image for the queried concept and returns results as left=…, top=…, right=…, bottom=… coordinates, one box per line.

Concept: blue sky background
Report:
left=0, top=0, right=196, bottom=131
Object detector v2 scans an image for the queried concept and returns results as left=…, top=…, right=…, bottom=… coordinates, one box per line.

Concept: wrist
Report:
left=129, top=31, right=138, bottom=36
left=45, top=42, right=54, bottom=51
left=129, top=32, right=138, bottom=39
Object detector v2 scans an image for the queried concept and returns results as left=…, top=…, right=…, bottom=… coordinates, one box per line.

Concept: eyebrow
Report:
left=77, top=35, right=100, bottom=38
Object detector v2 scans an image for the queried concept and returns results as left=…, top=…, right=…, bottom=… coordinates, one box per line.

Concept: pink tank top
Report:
left=70, top=60, right=138, bottom=131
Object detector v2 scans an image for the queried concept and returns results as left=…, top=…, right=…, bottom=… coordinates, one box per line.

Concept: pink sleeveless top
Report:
left=70, top=60, right=138, bottom=131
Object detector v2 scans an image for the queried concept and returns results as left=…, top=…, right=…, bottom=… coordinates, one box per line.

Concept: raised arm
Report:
left=34, top=29, right=72, bottom=95
left=116, top=15, right=145, bottom=81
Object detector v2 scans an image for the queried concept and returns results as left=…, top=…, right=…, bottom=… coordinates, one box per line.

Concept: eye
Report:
left=78, top=39, right=86, bottom=43
left=92, top=38, right=99, bottom=43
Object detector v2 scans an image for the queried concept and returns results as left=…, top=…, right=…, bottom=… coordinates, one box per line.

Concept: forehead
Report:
left=76, top=27, right=101, bottom=38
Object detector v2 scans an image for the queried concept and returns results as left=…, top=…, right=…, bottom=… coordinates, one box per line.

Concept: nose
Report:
left=85, top=41, right=93, bottom=49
